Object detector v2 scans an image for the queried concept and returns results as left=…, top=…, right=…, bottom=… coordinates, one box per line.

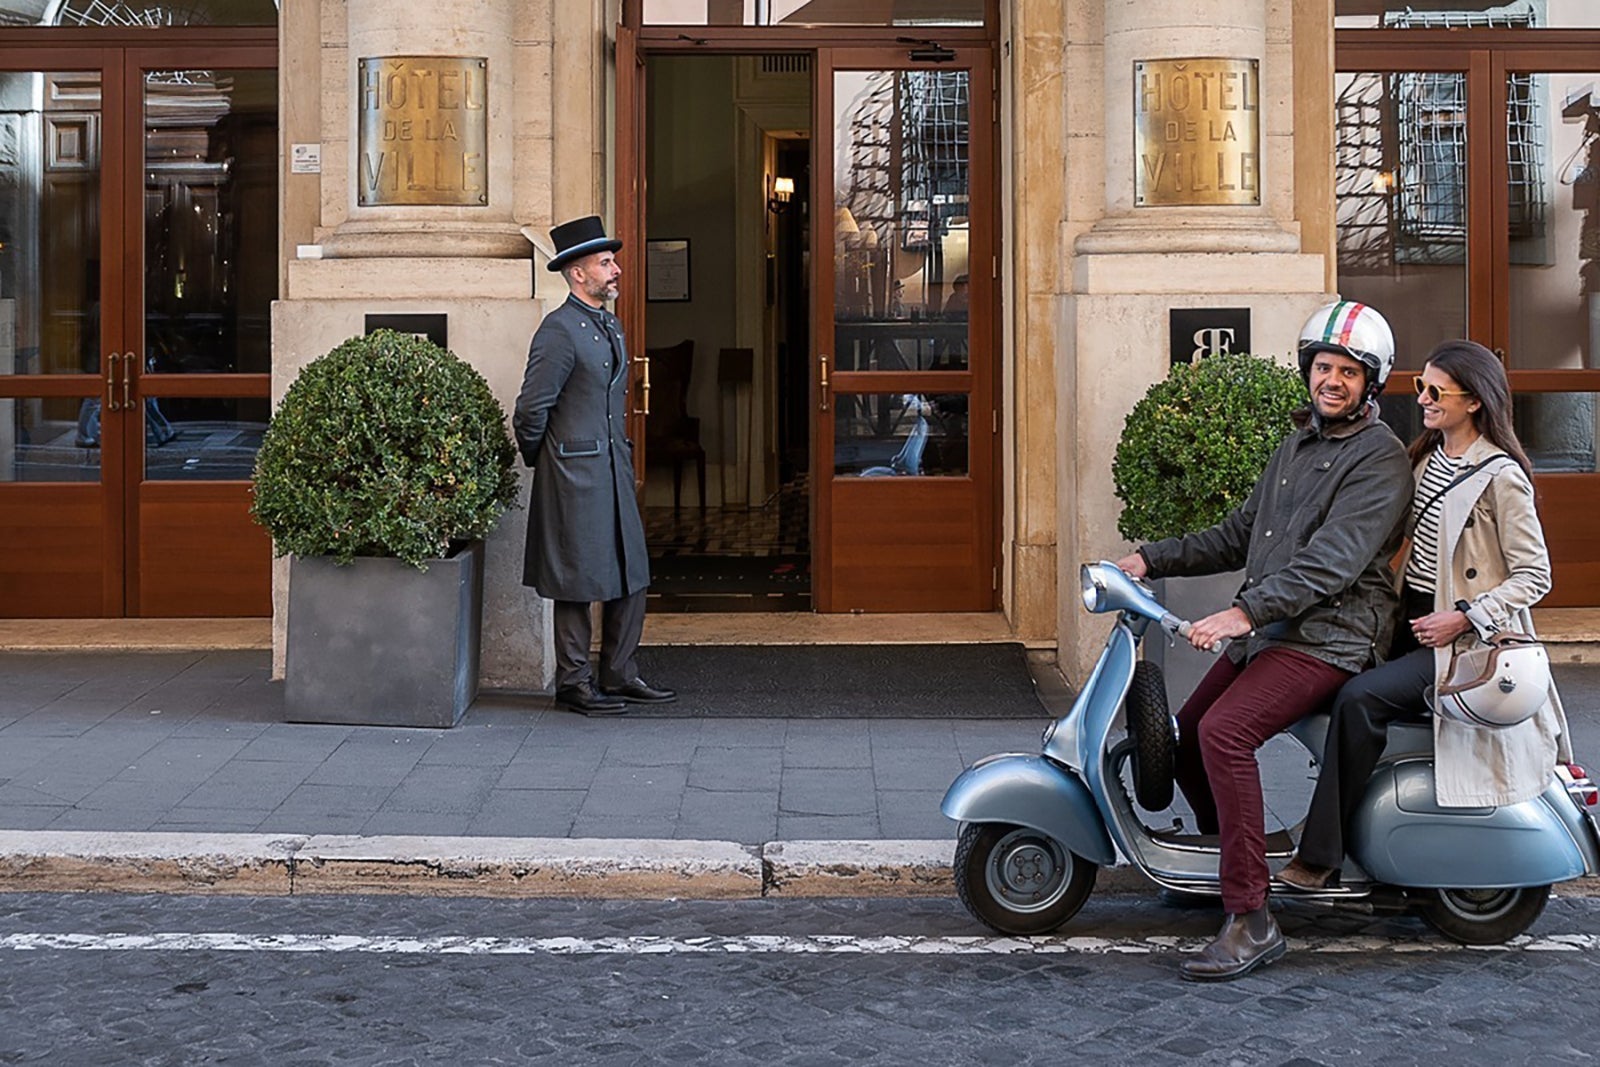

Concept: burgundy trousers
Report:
left=1174, top=647, right=1353, bottom=913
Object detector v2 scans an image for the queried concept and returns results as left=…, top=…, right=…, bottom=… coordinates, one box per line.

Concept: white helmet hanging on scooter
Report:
left=1297, top=300, right=1396, bottom=401
left=1432, top=632, right=1552, bottom=730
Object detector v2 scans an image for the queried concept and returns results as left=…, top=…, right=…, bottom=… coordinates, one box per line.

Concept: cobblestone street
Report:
left=3, top=892, right=1598, bottom=1066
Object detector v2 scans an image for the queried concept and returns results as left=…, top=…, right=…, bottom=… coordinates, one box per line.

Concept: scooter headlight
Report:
left=1080, top=564, right=1107, bottom=613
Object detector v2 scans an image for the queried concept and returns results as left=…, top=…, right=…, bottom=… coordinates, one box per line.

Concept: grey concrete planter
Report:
left=285, top=541, right=484, bottom=728
left=1145, top=569, right=1245, bottom=713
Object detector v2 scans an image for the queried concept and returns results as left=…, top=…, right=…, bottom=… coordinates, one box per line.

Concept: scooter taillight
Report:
left=1559, top=763, right=1600, bottom=808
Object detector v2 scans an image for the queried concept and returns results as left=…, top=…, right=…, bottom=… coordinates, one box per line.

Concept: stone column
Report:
left=272, top=0, right=560, bottom=692
left=1057, top=0, right=1330, bottom=686
left=1078, top=0, right=1296, bottom=254
left=321, top=0, right=528, bottom=258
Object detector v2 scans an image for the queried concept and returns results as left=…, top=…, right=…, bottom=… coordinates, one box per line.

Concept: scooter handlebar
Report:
left=1172, top=617, right=1226, bottom=655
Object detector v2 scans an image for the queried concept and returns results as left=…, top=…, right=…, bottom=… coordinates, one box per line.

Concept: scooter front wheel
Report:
left=954, top=822, right=1097, bottom=935
left=1417, top=884, right=1550, bottom=945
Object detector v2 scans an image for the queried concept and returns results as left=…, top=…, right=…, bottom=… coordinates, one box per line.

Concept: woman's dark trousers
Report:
left=1295, top=646, right=1433, bottom=870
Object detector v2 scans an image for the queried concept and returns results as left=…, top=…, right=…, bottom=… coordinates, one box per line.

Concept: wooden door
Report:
left=812, top=47, right=997, bottom=612
left=1338, top=34, right=1600, bottom=605
left=615, top=25, right=649, bottom=490
left=0, top=51, right=128, bottom=615
left=0, top=44, right=276, bottom=618
left=121, top=46, right=275, bottom=616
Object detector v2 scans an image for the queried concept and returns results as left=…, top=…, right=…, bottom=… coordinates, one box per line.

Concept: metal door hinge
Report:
left=991, top=409, right=998, bottom=434
left=992, top=565, right=999, bottom=590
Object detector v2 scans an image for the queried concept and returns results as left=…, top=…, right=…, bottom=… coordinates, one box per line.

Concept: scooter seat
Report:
left=1288, top=713, right=1433, bottom=767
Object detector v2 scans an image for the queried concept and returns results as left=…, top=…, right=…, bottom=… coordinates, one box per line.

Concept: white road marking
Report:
left=0, top=932, right=1596, bottom=956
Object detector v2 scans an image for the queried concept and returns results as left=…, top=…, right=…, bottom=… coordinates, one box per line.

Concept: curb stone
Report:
left=0, top=831, right=303, bottom=895
left=0, top=831, right=1596, bottom=901
left=292, top=835, right=763, bottom=899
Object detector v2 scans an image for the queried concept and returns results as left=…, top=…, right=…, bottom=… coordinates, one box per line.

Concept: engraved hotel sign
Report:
left=358, top=56, right=488, bottom=206
left=1134, top=58, right=1259, bottom=207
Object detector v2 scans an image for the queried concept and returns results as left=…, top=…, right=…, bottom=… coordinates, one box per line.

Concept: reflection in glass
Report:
left=1380, top=391, right=1599, bottom=473
left=1508, top=71, right=1600, bottom=370
left=7, top=0, right=278, bottom=27
left=643, top=0, right=982, bottom=27
left=1336, top=2, right=1598, bottom=30
left=833, top=69, right=969, bottom=369
left=145, top=69, right=277, bottom=375
left=0, top=396, right=102, bottom=482
left=142, top=395, right=268, bottom=480
left=1335, top=70, right=1467, bottom=368
left=1515, top=392, right=1599, bottom=473
left=834, top=392, right=967, bottom=477
left=0, top=71, right=102, bottom=377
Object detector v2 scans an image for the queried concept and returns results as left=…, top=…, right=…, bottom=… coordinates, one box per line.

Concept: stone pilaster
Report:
left=1056, top=0, right=1330, bottom=684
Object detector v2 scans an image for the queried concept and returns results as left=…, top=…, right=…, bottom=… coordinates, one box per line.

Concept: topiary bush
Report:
left=251, top=329, right=519, bottom=568
left=1112, top=352, right=1305, bottom=543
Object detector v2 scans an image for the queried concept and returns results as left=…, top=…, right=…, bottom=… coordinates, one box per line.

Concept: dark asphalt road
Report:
left=2, top=892, right=1598, bottom=1066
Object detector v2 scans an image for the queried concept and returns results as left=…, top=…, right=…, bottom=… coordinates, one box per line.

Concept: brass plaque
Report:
left=1134, top=58, right=1259, bottom=207
left=358, top=56, right=488, bottom=207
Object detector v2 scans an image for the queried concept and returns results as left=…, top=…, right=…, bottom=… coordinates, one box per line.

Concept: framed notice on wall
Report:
left=646, top=239, right=691, bottom=302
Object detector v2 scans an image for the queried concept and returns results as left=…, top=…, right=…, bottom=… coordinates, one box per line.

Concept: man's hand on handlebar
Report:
left=1187, top=606, right=1253, bottom=652
left=1114, top=552, right=1148, bottom=579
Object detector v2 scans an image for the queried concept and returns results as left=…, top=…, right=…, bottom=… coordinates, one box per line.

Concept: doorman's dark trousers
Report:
left=553, top=590, right=647, bottom=690
left=1175, top=647, right=1353, bottom=914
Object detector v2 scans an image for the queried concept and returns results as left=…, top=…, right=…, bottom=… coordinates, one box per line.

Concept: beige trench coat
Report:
left=1394, top=435, right=1571, bottom=807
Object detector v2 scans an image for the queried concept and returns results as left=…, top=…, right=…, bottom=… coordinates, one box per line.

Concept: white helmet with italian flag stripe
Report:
left=1297, top=300, right=1396, bottom=398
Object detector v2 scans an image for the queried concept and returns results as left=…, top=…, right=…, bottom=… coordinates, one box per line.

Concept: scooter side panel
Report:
left=1354, top=761, right=1589, bottom=888
left=941, top=755, right=1118, bottom=866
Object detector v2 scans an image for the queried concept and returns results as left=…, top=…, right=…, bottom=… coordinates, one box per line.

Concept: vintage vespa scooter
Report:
left=941, top=561, right=1600, bottom=944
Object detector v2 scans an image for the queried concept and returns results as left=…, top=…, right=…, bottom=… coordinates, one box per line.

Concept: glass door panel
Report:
left=1505, top=68, right=1600, bottom=371
left=1334, top=69, right=1470, bottom=368
left=815, top=49, right=993, bottom=612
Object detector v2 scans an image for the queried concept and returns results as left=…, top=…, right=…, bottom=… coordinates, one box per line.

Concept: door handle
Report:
left=122, top=352, right=136, bottom=409
left=105, top=354, right=120, bottom=412
left=818, top=353, right=830, bottom=412
left=635, top=354, right=651, bottom=416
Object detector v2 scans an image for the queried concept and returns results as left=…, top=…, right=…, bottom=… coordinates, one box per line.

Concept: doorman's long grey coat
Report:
left=513, top=294, right=650, bottom=602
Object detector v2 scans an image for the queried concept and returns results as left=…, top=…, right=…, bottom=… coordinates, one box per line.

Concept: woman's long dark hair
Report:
left=1406, top=339, right=1534, bottom=479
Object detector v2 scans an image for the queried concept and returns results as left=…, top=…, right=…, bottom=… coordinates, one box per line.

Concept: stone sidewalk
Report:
left=2, top=651, right=1598, bottom=898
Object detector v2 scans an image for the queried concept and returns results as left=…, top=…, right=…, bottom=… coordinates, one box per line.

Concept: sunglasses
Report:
left=1414, top=378, right=1473, bottom=403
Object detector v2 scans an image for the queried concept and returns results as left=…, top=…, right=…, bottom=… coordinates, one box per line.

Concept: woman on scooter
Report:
left=1278, top=339, right=1572, bottom=892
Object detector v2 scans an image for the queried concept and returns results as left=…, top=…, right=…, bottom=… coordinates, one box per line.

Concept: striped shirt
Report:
left=1404, top=447, right=1468, bottom=594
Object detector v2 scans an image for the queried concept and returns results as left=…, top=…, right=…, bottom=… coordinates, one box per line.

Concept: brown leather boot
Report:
left=1179, top=906, right=1286, bottom=982
left=1273, top=857, right=1338, bottom=892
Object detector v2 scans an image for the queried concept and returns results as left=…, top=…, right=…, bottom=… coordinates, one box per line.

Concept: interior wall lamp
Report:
left=768, top=175, right=795, bottom=214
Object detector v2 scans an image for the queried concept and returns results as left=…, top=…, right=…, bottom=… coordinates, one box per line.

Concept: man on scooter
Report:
left=1115, top=301, right=1412, bottom=981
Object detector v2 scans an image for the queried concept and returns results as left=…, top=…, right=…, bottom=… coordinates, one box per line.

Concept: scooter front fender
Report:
left=941, top=754, right=1117, bottom=866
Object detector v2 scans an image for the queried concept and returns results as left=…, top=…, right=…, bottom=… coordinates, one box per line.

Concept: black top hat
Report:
left=547, top=215, right=622, bottom=272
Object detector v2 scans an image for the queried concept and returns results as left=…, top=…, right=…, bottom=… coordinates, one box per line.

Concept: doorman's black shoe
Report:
left=601, top=678, right=677, bottom=704
left=1179, top=906, right=1286, bottom=982
left=556, top=681, right=628, bottom=716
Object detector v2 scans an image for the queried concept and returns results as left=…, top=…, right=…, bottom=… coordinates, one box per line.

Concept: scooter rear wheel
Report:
left=1417, top=884, right=1550, bottom=945
left=954, top=822, right=1097, bottom=935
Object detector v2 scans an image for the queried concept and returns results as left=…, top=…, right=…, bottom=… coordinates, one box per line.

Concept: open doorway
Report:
left=640, top=54, right=812, bottom=612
